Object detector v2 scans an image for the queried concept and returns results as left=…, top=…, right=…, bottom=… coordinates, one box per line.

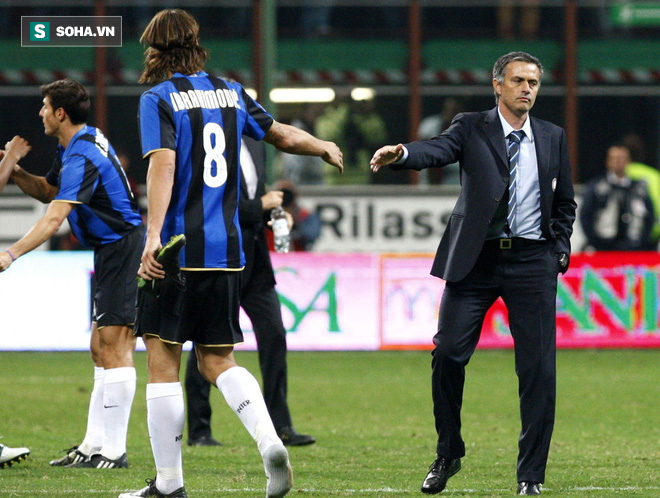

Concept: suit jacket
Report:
left=239, top=137, right=277, bottom=290
left=395, top=107, right=576, bottom=282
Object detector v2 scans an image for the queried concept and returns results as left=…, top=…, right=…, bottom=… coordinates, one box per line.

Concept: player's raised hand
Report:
left=370, top=144, right=404, bottom=172
left=4, top=136, right=31, bottom=162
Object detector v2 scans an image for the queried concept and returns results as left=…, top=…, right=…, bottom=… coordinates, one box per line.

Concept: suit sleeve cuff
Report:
left=394, top=146, right=409, bottom=164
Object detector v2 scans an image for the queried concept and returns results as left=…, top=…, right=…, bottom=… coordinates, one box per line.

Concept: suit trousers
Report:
left=185, top=283, right=292, bottom=439
left=431, top=240, right=558, bottom=483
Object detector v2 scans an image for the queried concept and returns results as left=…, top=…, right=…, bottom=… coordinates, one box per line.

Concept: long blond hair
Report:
left=138, top=9, right=209, bottom=84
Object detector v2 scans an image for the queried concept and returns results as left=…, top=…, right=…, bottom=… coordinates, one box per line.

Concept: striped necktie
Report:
left=506, top=130, right=524, bottom=236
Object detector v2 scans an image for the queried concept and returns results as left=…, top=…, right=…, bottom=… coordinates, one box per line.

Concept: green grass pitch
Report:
left=0, top=350, right=658, bottom=496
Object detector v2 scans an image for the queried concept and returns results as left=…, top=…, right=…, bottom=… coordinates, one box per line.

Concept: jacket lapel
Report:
left=531, top=118, right=550, bottom=191
left=482, top=107, right=509, bottom=176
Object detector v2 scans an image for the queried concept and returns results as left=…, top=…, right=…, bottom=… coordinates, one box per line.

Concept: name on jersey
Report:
left=169, top=88, right=242, bottom=113
left=95, top=130, right=110, bottom=157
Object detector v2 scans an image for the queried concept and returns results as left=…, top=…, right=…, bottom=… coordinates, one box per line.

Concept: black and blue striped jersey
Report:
left=138, top=71, right=274, bottom=269
left=45, top=125, right=142, bottom=248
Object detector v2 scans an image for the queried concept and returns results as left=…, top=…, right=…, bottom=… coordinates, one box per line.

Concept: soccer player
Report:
left=121, top=9, right=342, bottom=498
left=0, top=79, right=144, bottom=469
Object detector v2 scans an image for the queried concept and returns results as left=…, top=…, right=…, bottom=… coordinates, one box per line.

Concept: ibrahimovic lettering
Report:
left=169, top=88, right=242, bottom=113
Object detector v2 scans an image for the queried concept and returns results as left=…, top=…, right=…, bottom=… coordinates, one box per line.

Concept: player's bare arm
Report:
left=264, top=120, right=344, bottom=173
left=139, top=149, right=175, bottom=281
left=370, top=144, right=404, bottom=173
left=0, top=136, right=32, bottom=193
left=0, top=201, right=72, bottom=272
left=6, top=136, right=58, bottom=203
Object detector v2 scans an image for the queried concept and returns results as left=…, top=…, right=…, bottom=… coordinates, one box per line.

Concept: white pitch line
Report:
left=4, top=485, right=659, bottom=495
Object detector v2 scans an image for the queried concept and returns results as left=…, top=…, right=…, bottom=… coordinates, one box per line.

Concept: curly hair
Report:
left=138, top=9, right=209, bottom=85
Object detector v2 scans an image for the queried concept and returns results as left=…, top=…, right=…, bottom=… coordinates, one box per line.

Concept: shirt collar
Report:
left=172, top=71, right=207, bottom=78
left=497, top=107, right=534, bottom=143
left=59, top=124, right=90, bottom=155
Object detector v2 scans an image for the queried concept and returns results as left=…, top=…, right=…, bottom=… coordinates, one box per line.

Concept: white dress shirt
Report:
left=240, top=138, right=258, bottom=200
left=497, top=108, right=543, bottom=240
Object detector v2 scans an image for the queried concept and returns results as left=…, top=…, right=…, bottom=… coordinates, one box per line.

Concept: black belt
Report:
left=483, top=238, right=548, bottom=250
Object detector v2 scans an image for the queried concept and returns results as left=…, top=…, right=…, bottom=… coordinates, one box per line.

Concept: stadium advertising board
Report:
left=297, top=192, right=587, bottom=253
left=378, top=252, right=660, bottom=349
left=308, top=194, right=457, bottom=253
left=237, top=253, right=381, bottom=351
left=0, top=251, right=658, bottom=350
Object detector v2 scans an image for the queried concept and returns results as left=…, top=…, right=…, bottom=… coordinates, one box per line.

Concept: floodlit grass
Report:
left=0, top=350, right=658, bottom=496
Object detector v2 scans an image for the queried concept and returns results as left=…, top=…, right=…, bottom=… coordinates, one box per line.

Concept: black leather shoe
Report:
left=421, top=457, right=461, bottom=494
left=517, top=481, right=541, bottom=495
left=187, top=435, right=222, bottom=447
left=278, top=427, right=316, bottom=446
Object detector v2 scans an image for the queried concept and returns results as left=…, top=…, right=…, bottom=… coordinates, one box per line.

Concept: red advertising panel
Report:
left=380, top=252, right=660, bottom=349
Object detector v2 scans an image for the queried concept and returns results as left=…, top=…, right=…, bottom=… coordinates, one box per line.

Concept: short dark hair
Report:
left=40, top=79, right=90, bottom=124
left=492, top=52, right=544, bottom=104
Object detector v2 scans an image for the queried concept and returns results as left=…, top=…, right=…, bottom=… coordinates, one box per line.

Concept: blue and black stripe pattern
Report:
left=138, top=71, right=274, bottom=269
left=50, top=125, right=142, bottom=247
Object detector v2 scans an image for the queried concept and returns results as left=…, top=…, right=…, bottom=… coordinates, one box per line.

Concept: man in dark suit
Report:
left=371, top=52, right=576, bottom=496
left=185, top=137, right=315, bottom=447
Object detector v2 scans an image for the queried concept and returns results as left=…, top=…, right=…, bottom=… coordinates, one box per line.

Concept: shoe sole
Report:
left=0, top=451, right=29, bottom=468
left=263, top=444, right=293, bottom=498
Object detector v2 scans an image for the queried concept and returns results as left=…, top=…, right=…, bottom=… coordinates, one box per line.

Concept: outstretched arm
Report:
left=370, top=144, right=405, bottom=173
left=0, top=136, right=32, bottom=194
left=0, top=200, right=73, bottom=272
left=263, top=120, right=343, bottom=174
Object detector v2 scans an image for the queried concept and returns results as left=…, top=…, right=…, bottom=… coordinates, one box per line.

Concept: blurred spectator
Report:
left=316, top=99, right=387, bottom=185
left=621, top=132, right=660, bottom=246
left=497, top=0, right=540, bottom=40
left=276, top=104, right=327, bottom=185
left=417, top=98, right=465, bottom=185
left=271, top=180, right=321, bottom=251
left=580, top=144, right=655, bottom=251
left=301, top=4, right=333, bottom=38
left=116, top=149, right=141, bottom=201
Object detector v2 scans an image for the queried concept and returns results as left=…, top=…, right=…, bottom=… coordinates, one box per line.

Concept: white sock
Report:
left=79, top=367, right=105, bottom=455
left=100, top=367, right=136, bottom=459
left=146, top=382, right=185, bottom=494
left=217, top=366, right=281, bottom=455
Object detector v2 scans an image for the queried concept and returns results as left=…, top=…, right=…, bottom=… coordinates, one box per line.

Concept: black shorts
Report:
left=93, top=224, right=145, bottom=328
left=135, top=270, right=243, bottom=347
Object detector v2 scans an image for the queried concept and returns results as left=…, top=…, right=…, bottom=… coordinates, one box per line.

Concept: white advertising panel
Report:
left=304, top=194, right=457, bottom=253
left=0, top=251, right=94, bottom=350
left=237, top=252, right=381, bottom=351
left=299, top=192, right=586, bottom=253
